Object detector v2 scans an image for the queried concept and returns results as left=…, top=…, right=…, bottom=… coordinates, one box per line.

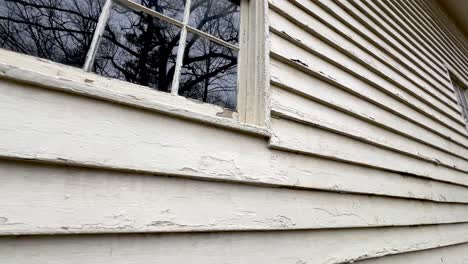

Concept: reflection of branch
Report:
left=4, top=0, right=100, bottom=21
left=179, top=60, right=236, bottom=95
left=0, top=16, right=93, bottom=35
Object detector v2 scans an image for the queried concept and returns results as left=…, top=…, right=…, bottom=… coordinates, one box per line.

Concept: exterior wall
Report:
left=0, top=0, right=467, bottom=263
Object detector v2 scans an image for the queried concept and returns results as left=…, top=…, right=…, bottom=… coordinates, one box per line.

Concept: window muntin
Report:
left=0, top=0, right=243, bottom=111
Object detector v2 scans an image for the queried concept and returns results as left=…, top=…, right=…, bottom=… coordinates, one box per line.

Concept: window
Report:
left=451, top=74, right=468, bottom=123
left=0, top=0, right=266, bottom=124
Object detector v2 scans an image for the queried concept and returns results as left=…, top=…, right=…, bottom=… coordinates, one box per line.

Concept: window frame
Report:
left=447, top=68, right=468, bottom=125
left=0, top=0, right=269, bottom=128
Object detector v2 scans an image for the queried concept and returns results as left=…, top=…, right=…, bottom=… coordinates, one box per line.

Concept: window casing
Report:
left=451, top=74, right=468, bottom=123
left=0, top=0, right=267, bottom=126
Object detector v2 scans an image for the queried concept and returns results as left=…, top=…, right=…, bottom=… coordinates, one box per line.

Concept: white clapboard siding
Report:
left=271, top=0, right=459, bottom=113
left=404, top=0, right=468, bottom=74
left=356, top=242, right=468, bottom=264
left=268, top=12, right=466, bottom=133
left=2, top=160, right=468, bottom=235
left=314, top=0, right=451, bottom=89
left=377, top=0, right=468, bottom=79
left=269, top=117, right=468, bottom=186
left=347, top=0, right=448, bottom=76
left=290, top=0, right=456, bottom=103
left=2, top=78, right=468, bottom=203
left=269, top=4, right=461, bottom=123
left=269, top=32, right=468, bottom=146
left=271, top=85, right=468, bottom=172
left=1, top=223, right=468, bottom=264
left=270, top=58, right=468, bottom=160
left=332, top=0, right=449, bottom=83
left=362, top=0, right=447, bottom=71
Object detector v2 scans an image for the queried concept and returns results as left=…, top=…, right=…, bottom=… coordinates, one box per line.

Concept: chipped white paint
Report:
left=0, top=0, right=467, bottom=262
left=1, top=223, right=468, bottom=264
left=356, top=242, right=468, bottom=264
left=2, top=79, right=468, bottom=203
left=2, top=160, right=468, bottom=235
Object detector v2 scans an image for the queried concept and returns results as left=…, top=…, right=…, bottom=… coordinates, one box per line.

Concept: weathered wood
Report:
left=332, top=0, right=449, bottom=83
left=1, top=79, right=468, bottom=203
left=270, top=58, right=468, bottom=160
left=271, top=85, right=468, bottom=172
left=269, top=3, right=461, bottom=120
left=270, top=117, right=468, bottom=186
left=269, top=32, right=468, bottom=146
left=1, top=223, right=468, bottom=264
left=2, top=160, right=468, bottom=235
left=356, top=242, right=468, bottom=264
left=311, top=0, right=451, bottom=89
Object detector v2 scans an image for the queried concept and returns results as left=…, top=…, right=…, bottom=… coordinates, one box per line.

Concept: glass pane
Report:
left=129, top=0, right=186, bottom=21
left=189, top=0, right=240, bottom=45
left=179, top=33, right=238, bottom=110
left=0, top=0, right=104, bottom=68
left=94, top=4, right=181, bottom=93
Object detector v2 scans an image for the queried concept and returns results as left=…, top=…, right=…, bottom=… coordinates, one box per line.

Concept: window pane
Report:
left=129, top=0, right=186, bottom=21
left=0, top=0, right=104, bottom=67
left=189, top=0, right=240, bottom=45
left=179, top=33, right=238, bottom=110
left=94, top=4, right=181, bottom=93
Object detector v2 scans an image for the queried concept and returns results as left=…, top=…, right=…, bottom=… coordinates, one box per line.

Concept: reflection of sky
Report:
left=0, top=0, right=103, bottom=67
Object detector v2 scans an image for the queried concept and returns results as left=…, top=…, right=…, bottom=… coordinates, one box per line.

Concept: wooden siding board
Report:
left=408, top=0, right=468, bottom=74
left=2, top=160, right=468, bottom=235
left=300, top=0, right=457, bottom=101
left=270, top=117, right=468, bottom=186
left=2, top=79, right=468, bottom=203
left=291, top=0, right=457, bottom=104
left=269, top=2, right=462, bottom=122
left=270, top=58, right=468, bottom=161
left=1, top=223, right=468, bottom=264
left=356, top=242, right=468, bottom=264
left=347, top=0, right=449, bottom=77
left=378, top=0, right=468, bottom=84
left=271, top=85, right=468, bottom=172
left=327, top=0, right=451, bottom=86
left=269, top=32, right=468, bottom=147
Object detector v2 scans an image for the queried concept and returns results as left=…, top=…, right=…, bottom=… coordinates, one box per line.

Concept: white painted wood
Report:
left=269, top=32, right=468, bottom=146
left=310, top=0, right=451, bottom=90
left=356, top=242, right=468, bottom=264
left=1, top=223, right=468, bottom=264
left=270, top=0, right=460, bottom=110
left=271, top=85, right=468, bottom=172
left=268, top=6, right=465, bottom=132
left=373, top=0, right=468, bottom=85
left=2, top=160, right=468, bottom=235
left=270, top=58, right=468, bottom=160
left=270, top=117, right=468, bottom=186
left=0, top=49, right=270, bottom=137
left=332, top=0, right=449, bottom=83
left=347, top=0, right=448, bottom=78
left=404, top=0, right=468, bottom=76
left=2, top=79, right=468, bottom=202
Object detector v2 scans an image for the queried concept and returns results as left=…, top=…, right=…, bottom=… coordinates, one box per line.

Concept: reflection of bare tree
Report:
left=0, top=0, right=240, bottom=109
left=0, top=0, right=104, bottom=67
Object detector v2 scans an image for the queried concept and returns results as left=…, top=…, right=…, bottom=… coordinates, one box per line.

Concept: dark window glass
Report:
left=179, top=32, right=238, bottom=110
left=0, top=0, right=104, bottom=67
left=189, top=0, right=240, bottom=45
left=94, top=4, right=181, bottom=92
left=130, top=0, right=186, bottom=21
